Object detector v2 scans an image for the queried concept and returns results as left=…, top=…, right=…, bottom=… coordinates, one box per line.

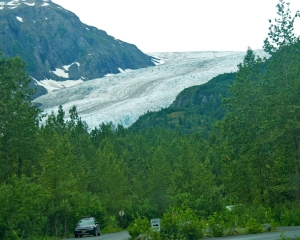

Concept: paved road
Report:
left=64, top=227, right=300, bottom=240
left=207, top=227, right=300, bottom=240
left=63, top=230, right=130, bottom=240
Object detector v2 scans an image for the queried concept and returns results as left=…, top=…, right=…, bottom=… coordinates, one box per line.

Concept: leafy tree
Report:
left=264, top=0, right=300, bottom=54
left=218, top=48, right=266, bottom=204
left=0, top=52, right=41, bottom=182
left=219, top=0, right=300, bottom=206
left=41, top=105, right=67, bottom=135
left=262, top=0, right=300, bottom=202
left=148, top=145, right=172, bottom=215
left=91, top=139, right=129, bottom=216
left=0, top=176, right=48, bottom=239
left=168, top=134, right=220, bottom=216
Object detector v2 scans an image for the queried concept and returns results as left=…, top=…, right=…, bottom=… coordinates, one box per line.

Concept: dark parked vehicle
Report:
left=74, top=216, right=101, bottom=238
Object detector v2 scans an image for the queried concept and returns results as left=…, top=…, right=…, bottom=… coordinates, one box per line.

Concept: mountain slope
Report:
left=0, top=0, right=154, bottom=96
left=129, top=72, right=236, bottom=136
left=33, top=51, right=268, bottom=130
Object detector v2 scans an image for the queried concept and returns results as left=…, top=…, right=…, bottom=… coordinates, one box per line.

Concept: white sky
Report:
left=51, top=0, right=300, bottom=52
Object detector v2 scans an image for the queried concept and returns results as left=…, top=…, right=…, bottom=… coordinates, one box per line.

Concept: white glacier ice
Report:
left=33, top=51, right=268, bottom=130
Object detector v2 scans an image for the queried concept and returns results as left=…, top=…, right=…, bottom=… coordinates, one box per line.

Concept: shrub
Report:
left=101, top=216, right=122, bottom=233
left=3, top=230, right=19, bottom=240
left=160, top=207, right=204, bottom=240
left=207, top=212, right=224, bottom=237
left=278, top=203, right=300, bottom=226
left=245, top=218, right=264, bottom=234
left=127, top=215, right=150, bottom=238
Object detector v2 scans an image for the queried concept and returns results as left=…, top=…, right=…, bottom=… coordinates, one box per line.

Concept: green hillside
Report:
left=129, top=72, right=236, bottom=137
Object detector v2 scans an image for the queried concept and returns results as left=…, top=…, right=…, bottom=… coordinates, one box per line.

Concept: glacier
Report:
left=33, top=50, right=267, bottom=130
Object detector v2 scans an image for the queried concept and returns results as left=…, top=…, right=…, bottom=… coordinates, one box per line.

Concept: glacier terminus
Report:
left=33, top=50, right=267, bottom=130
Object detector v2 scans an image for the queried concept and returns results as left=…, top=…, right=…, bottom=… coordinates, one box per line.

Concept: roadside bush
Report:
left=245, top=218, right=264, bottom=234
left=207, top=212, right=225, bottom=237
left=101, top=216, right=122, bottom=233
left=127, top=214, right=150, bottom=238
left=160, top=207, right=204, bottom=240
left=148, top=231, right=162, bottom=240
left=278, top=203, right=300, bottom=226
left=222, top=204, right=274, bottom=231
left=127, top=207, right=205, bottom=239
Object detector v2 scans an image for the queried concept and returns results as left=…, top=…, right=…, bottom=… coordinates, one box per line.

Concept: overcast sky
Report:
left=51, top=0, right=300, bottom=53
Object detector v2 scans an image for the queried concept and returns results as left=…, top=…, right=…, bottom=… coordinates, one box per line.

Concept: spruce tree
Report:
left=0, top=52, right=40, bottom=182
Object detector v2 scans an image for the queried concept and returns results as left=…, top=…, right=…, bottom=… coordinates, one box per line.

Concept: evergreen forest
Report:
left=1, top=1, right=300, bottom=239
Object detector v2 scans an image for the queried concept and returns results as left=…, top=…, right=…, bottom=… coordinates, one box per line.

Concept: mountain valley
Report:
left=33, top=50, right=268, bottom=130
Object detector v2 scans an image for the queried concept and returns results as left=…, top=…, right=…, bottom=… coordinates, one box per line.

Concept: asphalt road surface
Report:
left=64, top=227, right=300, bottom=240
left=63, top=230, right=130, bottom=240
left=208, top=227, right=300, bottom=240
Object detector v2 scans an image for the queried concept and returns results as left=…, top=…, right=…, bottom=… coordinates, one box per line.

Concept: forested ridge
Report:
left=129, top=72, right=237, bottom=137
left=1, top=1, right=300, bottom=239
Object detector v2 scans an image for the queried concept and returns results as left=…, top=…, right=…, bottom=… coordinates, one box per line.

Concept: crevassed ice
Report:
left=118, top=68, right=132, bottom=73
left=34, top=50, right=269, bottom=130
left=37, top=79, right=84, bottom=93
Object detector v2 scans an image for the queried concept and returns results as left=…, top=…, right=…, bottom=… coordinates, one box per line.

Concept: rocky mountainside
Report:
left=0, top=0, right=155, bottom=97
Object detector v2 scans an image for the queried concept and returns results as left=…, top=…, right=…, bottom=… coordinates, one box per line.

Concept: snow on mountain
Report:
left=33, top=50, right=268, bottom=130
left=0, top=0, right=49, bottom=10
left=35, top=78, right=83, bottom=93
left=1, top=0, right=155, bottom=92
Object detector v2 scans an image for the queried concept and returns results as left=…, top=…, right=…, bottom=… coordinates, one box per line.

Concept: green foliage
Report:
left=276, top=202, right=300, bottom=226
left=0, top=175, right=48, bottom=239
left=129, top=72, right=236, bottom=137
left=126, top=207, right=205, bottom=240
left=160, top=207, right=204, bottom=240
left=3, top=231, right=19, bottom=240
left=264, top=0, right=300, bottom=54
left=101, top=216, right=122, bottom=233
left=277, top=234, right=300, bottom=240
left=207, top=212, right=225, bottom=237
left=26, top=237, right=59, bottom=240
left=218, top=0, right=300, bottom=208
left=245, top=218, right=264, bottom=234
left=127, top=215, right=150, bottom=238
left=0, top=52, right=41, bottom=182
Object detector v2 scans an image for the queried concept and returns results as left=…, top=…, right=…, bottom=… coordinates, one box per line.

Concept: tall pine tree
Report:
left=0, top=52, right=40, bottom=182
